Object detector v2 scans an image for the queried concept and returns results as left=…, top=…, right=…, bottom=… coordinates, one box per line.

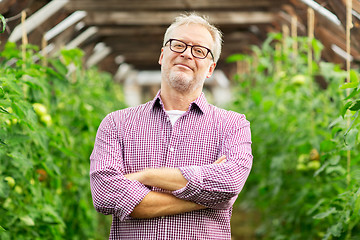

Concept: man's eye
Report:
left=194, top=48, right=205, bottom=54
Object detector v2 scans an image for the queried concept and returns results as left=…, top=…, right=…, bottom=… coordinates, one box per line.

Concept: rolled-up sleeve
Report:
left=90, top=113, right=151, bottom=220
left=172, top=115, right=252, bottom=209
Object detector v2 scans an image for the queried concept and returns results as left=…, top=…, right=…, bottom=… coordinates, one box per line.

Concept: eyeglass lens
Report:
left=169, top=40, right=209, bottom=59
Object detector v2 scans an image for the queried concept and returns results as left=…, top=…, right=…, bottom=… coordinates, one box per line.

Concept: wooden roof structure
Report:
left=1, top=0, right=360, bottom=75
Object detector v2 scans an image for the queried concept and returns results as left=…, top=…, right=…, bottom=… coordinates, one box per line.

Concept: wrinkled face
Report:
left=159, top=24, right=216, bottom=93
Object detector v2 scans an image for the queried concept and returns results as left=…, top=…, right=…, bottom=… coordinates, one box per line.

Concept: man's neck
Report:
left=160, top=86, right=202, bottom=111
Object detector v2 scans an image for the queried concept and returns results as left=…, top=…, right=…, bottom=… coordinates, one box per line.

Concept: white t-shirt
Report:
left=166, top=110, right=186, bottom=126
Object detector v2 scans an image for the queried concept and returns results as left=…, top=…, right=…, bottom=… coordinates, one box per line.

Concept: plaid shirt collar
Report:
left=151, top=90, right=208, bottom=114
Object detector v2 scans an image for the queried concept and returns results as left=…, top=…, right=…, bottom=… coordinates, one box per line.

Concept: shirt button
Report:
left=169, top=147, right=175, bottom=152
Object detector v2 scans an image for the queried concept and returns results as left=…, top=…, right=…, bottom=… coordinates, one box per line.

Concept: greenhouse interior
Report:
left=0, top=0, right=360, bottom=239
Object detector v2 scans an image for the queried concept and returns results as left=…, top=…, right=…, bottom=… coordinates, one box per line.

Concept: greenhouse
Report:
left=0, top=0, right=360, bottom=239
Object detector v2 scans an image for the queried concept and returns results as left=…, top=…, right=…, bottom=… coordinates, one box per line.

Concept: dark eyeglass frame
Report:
left=164, top=39, right=214, bottom=61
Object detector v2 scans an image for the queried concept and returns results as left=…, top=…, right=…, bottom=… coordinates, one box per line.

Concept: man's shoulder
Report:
left=106, top=101, right=153, bottom=122
left=206, top=104, right=250, bottom=130
left=208, top=104, right=247, bottom=121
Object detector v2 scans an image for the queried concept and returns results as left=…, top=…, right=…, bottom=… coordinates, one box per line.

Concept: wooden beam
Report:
left=97, top=26, right=167, bottom=36
left=84, top=11, right=276, bottom=26
left=8, top=0, right=69, bottom=42
left=0, top=0, right=16, bottom=14
left=65, top=0, right=289, bottom=11
left=317, top=26, right=360, bottom=58
left=86, top=45, right=112, bottom=67
left=44, top=11, right=86, bottom=41
left=66, top=26, right=98, bottom=49
left=352, top=0, right=360, bottom=14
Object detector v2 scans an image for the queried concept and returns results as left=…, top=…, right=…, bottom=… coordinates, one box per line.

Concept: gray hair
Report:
left=163, top=13, right=223, bottom=63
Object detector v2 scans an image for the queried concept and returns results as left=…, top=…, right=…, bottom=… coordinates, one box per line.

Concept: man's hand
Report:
left=125, top=155, right=227, bottom=191
left=213, top=155, right=227, bottom=164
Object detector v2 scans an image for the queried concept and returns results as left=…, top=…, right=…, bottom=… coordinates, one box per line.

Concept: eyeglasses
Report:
left=164, top=39, right=214, bottom=61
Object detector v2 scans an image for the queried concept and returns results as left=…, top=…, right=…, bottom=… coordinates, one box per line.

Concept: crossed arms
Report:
left=125, top=156, right=226, bottom=218
left=90, top=112, right=253, bottom=220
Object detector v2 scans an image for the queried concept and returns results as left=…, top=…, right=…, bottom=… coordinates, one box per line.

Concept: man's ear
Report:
left=158, top=48, right=164, bottom=65
left=206, top=62, right=216, bottom=78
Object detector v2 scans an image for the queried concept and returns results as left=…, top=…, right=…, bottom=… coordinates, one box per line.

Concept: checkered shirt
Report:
left=90, top=91, right=253, bottom=239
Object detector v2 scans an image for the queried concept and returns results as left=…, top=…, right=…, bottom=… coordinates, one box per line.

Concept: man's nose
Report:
left=181, top=46, right=193, bottom=59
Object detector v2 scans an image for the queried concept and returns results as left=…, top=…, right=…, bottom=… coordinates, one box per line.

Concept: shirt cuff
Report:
left=115, top=180, right=151, bottom=221
left=172, top=166, right=202, bottom=200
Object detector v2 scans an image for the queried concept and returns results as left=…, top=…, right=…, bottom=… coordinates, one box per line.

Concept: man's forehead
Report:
left=170, top=24, right=213, bottom=46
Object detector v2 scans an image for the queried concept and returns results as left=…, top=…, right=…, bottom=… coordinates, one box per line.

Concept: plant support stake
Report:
left=346, top=0, right=352, bottom=186
left=21, top=10, right=28, bottom=65
left=307, top=7, right=316, bottom=138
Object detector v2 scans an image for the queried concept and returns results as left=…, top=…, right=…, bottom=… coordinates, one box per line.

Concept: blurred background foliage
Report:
left=0, top=43, right=125, bottom=239
left=228, top=33, right=360, bottom=240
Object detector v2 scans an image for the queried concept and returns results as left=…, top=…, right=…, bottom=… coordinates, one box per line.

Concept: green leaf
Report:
left=0, top=106, right=9, bottom=114
left=325, top=165, right=346, bottom=176
left=7, top=151, right=33, bottom=172
left=340, top=70, right=359, bottom=89
left=314, top=161, right=329, bottom=177
left=48, top=59, right=68, bottom=77
left=20, top=215, right=35, bottom=226
left=11, top=102, right=25, bottom=119
left=307, top=199, right=326, bottom=215
left=344, top=111, right=359, bottom=136
left=320, top=140, right=337, bottom=152
left=349, top=100, right=360, bottom=111
left=0, top=225, right=5, bottom=232
left=42, top=205, right=65, bottom=226
left=341, top=101, right=353, bottom=118
left=350, top=69, right=359, bottom=83
left=329, top=155, right=341, bottom=165
left=327, top=222, right=343, bottom=237
left=0, top=14, right=6, bottom=34
left=312, top=38, right=323, bottom=61
left=313, top=207, right=337, bottom=219
left=345, top=87, right=360, bottom=100
left=60, top=48, right=84, bottom=67
left=340, top=81, right=358, bottom=89
left=344, top=128, right=358, bottom=147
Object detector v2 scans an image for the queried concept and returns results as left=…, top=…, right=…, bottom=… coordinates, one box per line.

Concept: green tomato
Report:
left=296, top=163, right=307, bottom=171
left=14, top=186, right=23, bottom=194
left=5, top=119, right=11, bottom=126
left=40, top=114, right=52, bottom=126
left=6, top=107, right=13, bottom=114
left=297, top=154, right=309, bottom=164
left=32, top=103, right=48, bottom=116
left=3, top=198, right=12, bottom=209
left=291, top=74, right=307, bottom=85
left=307, top=161, right=321, bottom=170
left=4, top=176, right=15, bottom=188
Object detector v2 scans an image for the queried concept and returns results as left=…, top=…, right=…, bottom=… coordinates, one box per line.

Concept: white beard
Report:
left=167, top=69, right=205, bottom=93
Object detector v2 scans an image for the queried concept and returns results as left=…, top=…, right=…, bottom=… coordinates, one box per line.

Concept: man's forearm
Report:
left=126, top=168, right=188, bottom=191
left=130, top=191, right=206, bottom=218
left=125, top=155, right=227, bottom=191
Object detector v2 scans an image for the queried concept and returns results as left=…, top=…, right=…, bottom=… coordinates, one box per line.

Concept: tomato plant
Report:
left=228, top=33, right=360, bottom=239
left=0, top=42, right=125, bottom=239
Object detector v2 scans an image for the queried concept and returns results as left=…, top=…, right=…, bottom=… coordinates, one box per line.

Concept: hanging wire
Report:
left=0, top=9, right=30, bottom=34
